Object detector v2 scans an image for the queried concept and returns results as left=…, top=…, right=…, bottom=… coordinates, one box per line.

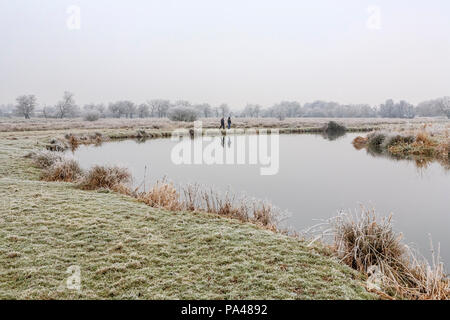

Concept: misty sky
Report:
left=1, top=0, right=449, bottom=108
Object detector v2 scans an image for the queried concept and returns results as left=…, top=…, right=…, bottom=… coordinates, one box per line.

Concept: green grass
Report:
left=0, top=130, right=375, bottom=299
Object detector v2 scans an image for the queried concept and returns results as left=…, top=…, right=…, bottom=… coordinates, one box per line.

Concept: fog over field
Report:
left=1, top=0, right=450, bottom=108
left=1, top=0, right=449, bottom=302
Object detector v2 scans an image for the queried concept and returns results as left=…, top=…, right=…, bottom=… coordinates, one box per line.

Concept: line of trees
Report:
left=1, top=93, right=449, bottom=120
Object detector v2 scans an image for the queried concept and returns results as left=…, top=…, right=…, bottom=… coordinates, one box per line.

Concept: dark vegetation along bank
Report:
left=353, top=128, right=449, bottom=170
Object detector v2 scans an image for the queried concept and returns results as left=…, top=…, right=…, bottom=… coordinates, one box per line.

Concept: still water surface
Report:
left=70, top=134, right=450, bottom=263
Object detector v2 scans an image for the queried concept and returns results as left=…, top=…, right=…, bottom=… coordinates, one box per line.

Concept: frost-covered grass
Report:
left=1, top=116, right=447, bottom=132
left=0, top=130, right=374, bottom=299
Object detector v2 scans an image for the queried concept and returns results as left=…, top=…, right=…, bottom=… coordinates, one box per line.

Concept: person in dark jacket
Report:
left=227, top=116, right=231, bottom=129
left=220, top=117, right=225, bottom=129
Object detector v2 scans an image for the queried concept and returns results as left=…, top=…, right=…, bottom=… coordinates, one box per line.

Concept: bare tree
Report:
left=202, top=104, right=212, bottom=117
left=84, top=103, right=105, bottom=117
left=107, top=100, right=136, bottom=118
left=168, top=106, right=198, bottom=122
left=174, top=100, right=191, bottom=107
left=108, top=102, right=122, bottom=118
left=122, top=100, right=136, bottom=118
left=148, top=99, right=170, bottom=118
left=146, top=100, right=157, bottom=117
left=42, top=106, right=55, bottom=119
left=437, top=97, right=450, bottom=118
left=15, top=94, right=37, bottom=119
left=379, top=99, right=415, bottom=118
left=219, top=103, right=230, bottom=117
left=242, top=104, right=263, bottom=117
left=56, top=91, right=78, bottom=118
left=138, top=103, right=150, bottom=118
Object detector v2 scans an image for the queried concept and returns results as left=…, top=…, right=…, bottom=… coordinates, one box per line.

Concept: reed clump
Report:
left=387, top=132, right=441, bottom=159
left=28, top=150, right=64, bottom=169
left=354, top=130, right=448, bottom=163
left=181, top=184, right=280, bottom=229
left=331, top=209, right=449, bottom=300
left=135, top=180, right=280, bottom=230
left=137, top=179, right=182, bottom=211
left=28, top=150, right=83, bottom=182
left=322, top=121, right=347, bottom=134
left=65, top=133, right=104, bottom=150
left=41, top=159, right=83, bottom=182
left=352, top=136, right=368, bottom=150
left=78, top=165, right=131, bottom=190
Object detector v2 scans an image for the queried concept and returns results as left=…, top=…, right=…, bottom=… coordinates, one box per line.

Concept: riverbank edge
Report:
left=0, top=127, right=377, bottom=300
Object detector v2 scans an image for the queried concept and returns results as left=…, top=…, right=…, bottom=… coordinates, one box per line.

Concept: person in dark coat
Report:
left=220, top=117, right=225, bottom=129
left=227, top=116, right=231, bottom=129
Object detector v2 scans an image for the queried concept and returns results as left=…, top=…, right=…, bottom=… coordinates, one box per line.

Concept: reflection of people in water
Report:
left=220, top=117, right=225, bottom=129
left=227, top=137, right=231, bottom=148
left=221, top=136, right=225, bottom=148
left=227, top=116, right=231, bottom=129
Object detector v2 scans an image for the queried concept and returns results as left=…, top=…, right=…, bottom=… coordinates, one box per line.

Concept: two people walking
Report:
left=220, top=116, right=231, bottom=130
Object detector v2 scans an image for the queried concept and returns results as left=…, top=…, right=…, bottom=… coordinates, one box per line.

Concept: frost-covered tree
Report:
left=379, top=99, right=414, bottom=118
left=121, top=100, right=136, bottom=118
left=193, top=103, right=212, bottom=117
left=15, top=94, right=37, bottom=119
left=397, top=100, right=415, bottom=118
left=56, top=91, right=79, bottom=118
left=148, top=99, right=170, bottom=118
left=269, top=101, right=302, bottom=118
left=174, top=100, right=191, bottom=107
left=242, top=104, right=263, bottom=117
left=84, top=103, right=105, bottom=117
left=107, top=100, right=136, bottom=118
left=108, top=102, right=122, bottom=118
left=168, top=106, right=198, bottom=122
left=138, top=103, right=150, bottom=118
left=219, top=103, right=230, bottom=117
left=303, top=101, right=339, bottom=117
left=416, top=100, right=441, bottom=117
left=437, top=97, right=450, bottom=118
left=379, top=99, right=395, bottom=118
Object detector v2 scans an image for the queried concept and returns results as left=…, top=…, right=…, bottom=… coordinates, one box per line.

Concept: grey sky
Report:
left=1, top=0, right=449, bottom=108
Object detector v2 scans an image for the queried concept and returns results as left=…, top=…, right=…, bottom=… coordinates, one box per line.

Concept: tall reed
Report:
left=136, top=180, right=281, bottom=230
left=329, top=209, right=449, bottom=299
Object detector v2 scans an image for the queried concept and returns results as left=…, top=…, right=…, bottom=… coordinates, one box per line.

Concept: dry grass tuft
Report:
left=6, top=252, right=21, bottom=258
left=352, top=136, right=368, bottom=150
left=331, top=209, right=449, bottom=300
left=29, top=150, right=64, bottom=169
left=78, top=165, right=131, bottom=190
left=67, top=135, right=79, bottom=149
left=65, top=133, right=104, bottom=150
left=332, top=211, right=406, bottom=274
left=137, top=179, right=182, bottom=211
left=181, top=183, right=280, bottom=228
left=136, top=180, right=280, bottom=229
left=28, top=150, right=83, bottom=182
left=415, top=131, right=433, bottom=145
left=355, top=129, right=449, bottom=169
left=388, top=131, right=439, bottom=158
left=41, top=159, right=83, bottom=182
